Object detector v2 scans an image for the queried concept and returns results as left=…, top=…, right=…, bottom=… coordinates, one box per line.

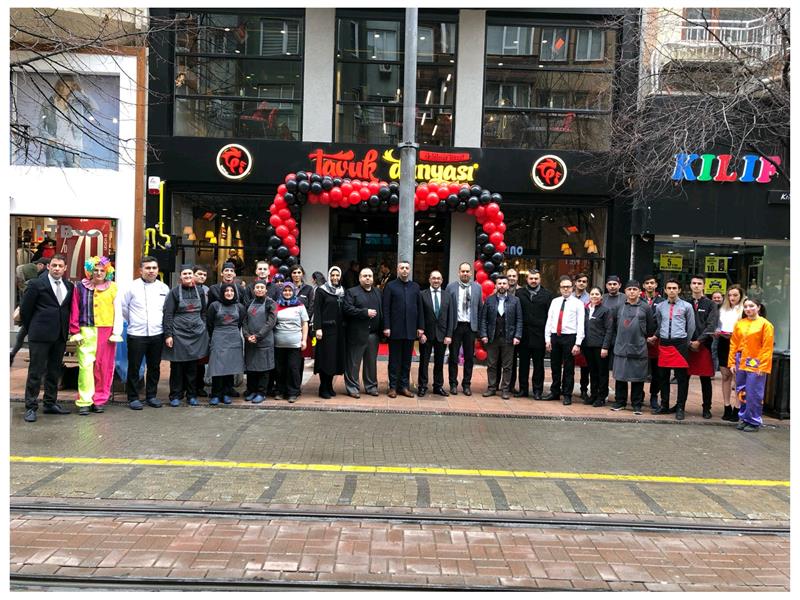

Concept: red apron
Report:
left=658, top=339, right=689, bottom=369
left=688, top=343, right=714, bottom=376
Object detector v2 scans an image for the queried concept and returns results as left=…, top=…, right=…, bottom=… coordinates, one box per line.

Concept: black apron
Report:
left=163, top=286, right=208, bottom=362
left=244, top=299, right=275, bottom=372
left=208, top=303, right=245, bottom=377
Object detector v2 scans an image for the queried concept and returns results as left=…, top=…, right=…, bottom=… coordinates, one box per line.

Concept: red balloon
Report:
left=277, top=184, right=287, bottom=195
left=285, top=173, right=296, bottom=183
left=483, top=221, right=497, bottom=235
left=269, top=204, right=279, bottom=215
left=475, top=206, right=486, bottom=221
left=284, top=234, right=296, bottom=247
left=274, top=195, right=286, bottom=209
left=275, top=225, right=289, bottom=238
left=349, top=191, right=361, bottom=205
left=476, top=270, right=488, bottom=283
left=497, top=222, right=507, bottom=234
left=269, top=265, right=278, bottom=276
left=437, top=186, right=449, bottom=200
left=341, top=182, right=353, bottom=196
left=269, top=214, right=282, bottom=228
left=486, top=203, right=500, bottom=219
left=427, top=192, right=439, bottom=207
left=496, top=241, right=507, bottom=253
left=330, top=187, right=343, bottom=203
left=283, top=218, right=295, bottom=231
left=428, top=182, right=439, bottom=194
left=475, top=348, right=488, bottom=361
left=482, top=280, right=495, bottom=295
left=309, top=193, right=320, bottom=204
left=449, top=182, right=461, bottom=195
left=360, top=186, right=371, bottom=200
left=289, top=245, right=300, bottom=257
left=368, top=181, right=380, bottom=195
left=351, top=179, right=362, bottom=189
left=291, top=227, right=299, bottom=237
left=389, top=204, right=399, bottom=213
left=278, top=208, right=291, bottom=220
left=320, top=192, right=330, bottom=205
left=474, top=259, right=483, bottom=271
left=490, top=231, right=504, bottom=246
left=494, top=210, right=504, bottom=224
left=416, top=184, right=429, bottom=200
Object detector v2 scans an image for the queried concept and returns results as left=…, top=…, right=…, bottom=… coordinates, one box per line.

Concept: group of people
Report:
left=18, top=254, right=775, bottom=433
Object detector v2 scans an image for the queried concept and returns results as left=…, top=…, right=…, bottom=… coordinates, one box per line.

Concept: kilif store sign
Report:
left=671, top=153, right=781, bottom=183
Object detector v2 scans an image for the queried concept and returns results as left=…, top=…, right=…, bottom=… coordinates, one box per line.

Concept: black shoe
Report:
left=741, top=424, right=758, bottom=432
left=541, top=392, right=558, bottom=401
left=462, top=386, right=472, bottom=396
left=532, top=392, right=543, bottom=401
left=501, top=391, right=510, bottom=400
left=145, top=397, right=162, bottom=408
left=482, top=390, right=496, bottom=397
left=592, top=399, right=606, bottom=407
left=79, top=406, right=90, bottom=416
left=583, top=396, right=594, bottom=405
left=633, top=407, right=643, bottom=415
left=562, top=397, right=572, bottom=406
left=417, top=388, right=428, bottom=398
left=668, top=405, right=677, bottom=414
left=580, top=390, right=589, bottom=401
left=702, top=408, right=712, bottom=419
left=514, top=390, right=528, bottom=398
left=42, top=403, right=70, bottom=415
left=319, top=392, right=332, bottom=400
left=367, top=390, right=380, bottom=397
left=736, top=421, right=747, bottom=430
left=449, top=386, right=458, bottom=395
left=610, top=402, right=626, bottom=411
left=651, top=406, right=670, bottom=415
left=24, top=409, right=37, bottom=422
left=89, top=404, right=104, bottom=413
left=433, top=388, right=449, bottom=397
left=675, top=408, right=685, bottom=421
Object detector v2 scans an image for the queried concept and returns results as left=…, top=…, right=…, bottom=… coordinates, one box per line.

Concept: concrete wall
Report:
left=454, top=10, right=486, bottom=148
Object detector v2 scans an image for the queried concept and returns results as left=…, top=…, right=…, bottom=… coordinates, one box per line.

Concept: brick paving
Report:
left=9, top=352, right=788, bottom=425
left=9, top=512, right=789, bottom=590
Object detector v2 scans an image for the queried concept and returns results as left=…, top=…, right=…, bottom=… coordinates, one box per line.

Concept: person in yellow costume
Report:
left=69, top=256, right=123, bottom=415
left=728, top=298, right=774, bottom=432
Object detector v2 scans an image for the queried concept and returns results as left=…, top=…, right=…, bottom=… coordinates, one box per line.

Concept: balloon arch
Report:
left=265, top=171, right=509, bottom=360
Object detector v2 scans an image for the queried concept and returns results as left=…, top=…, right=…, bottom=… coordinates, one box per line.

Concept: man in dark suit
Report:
left=480, top=275, right=523, bottom=399
left=19, top=253, right=74, bottom=422
left=417, top=270, right=452, bottom=397
left=516, top=269, right=554, bottom=399
left=445, top=262, right=483, bottom=396
left=342, top=268, right=382, bottom=398
left=382, top=261, right=423, bottom=398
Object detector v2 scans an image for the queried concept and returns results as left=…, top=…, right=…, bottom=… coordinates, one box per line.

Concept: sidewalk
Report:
left=9, top=351, right=786, bottom=426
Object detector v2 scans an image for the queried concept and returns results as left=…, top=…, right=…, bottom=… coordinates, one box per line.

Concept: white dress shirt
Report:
left=544, top=294, right=585, bottom=345
left=457, top=284, right=470, bottom=322
left=121, top=277, right=171, bottom=336
left=48, top=274, right=66, bottom=304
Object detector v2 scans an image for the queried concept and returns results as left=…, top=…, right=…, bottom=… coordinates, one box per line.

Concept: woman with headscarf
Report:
left=290, top=264, right=315, bottom=359
left=243, top=280, right=277, bottom=404
left=68, top=256, right=123, bottom=415
left=207, top=283, right=247, bottom=405
left=163, top=265, right=209, bottom=407
left=313, top=266, right=346, bottom=398
left=273, top=281, right=309, bottom=403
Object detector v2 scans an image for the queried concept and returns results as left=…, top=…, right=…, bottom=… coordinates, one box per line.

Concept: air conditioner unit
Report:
left=379, top=63, right=393, bottom=73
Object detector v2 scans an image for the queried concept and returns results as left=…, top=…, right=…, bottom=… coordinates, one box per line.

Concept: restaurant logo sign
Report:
left=217, top=144, right=253, bottom=180
left=531, top=155, right=567, bottom=191
left=671, top=153, right=781, bottom=183
left=381, top=149, right=480, bottom=182
left=308, top=149, right=379, bottom=180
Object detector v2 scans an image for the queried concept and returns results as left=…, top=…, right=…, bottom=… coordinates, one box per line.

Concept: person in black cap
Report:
left=207, top=261, right=247, bottom=397
left=602, top=275, right=624, bottom=314
left=608, top=280, right=656, bottom=415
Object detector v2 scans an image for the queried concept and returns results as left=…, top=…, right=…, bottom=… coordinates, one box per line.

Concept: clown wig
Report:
left=84, top=256, right=115, bottom=280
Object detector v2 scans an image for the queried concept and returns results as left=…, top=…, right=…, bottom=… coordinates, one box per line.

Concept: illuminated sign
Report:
left=531, top=155, right=567, bottom=191
left=382, top=149, right=479, bottom=182
left=671, top=153, right=781, bottom=183
left=308, top=149, right=378, bottom=180
left=217, top=144, right=253, bottom=180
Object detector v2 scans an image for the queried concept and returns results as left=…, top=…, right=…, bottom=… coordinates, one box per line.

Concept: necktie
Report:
left=498, top=296, right=505, bottom=316
left=556, top=298, right=566, bottom=335
left=668, top=302, right=675, bottom=338
left=54, top=280, right=63, bottom=305
left=463, top=285, right=470, bottom=314
left=433, top=290, right=440, bottom=317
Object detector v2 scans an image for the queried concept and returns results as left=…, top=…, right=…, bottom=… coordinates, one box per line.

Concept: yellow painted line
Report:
left=8, top=456, right=790, bottom=487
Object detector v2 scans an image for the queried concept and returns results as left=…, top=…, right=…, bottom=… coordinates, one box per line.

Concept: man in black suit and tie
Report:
left=20, top=254, right=75, bottom=422
left=342, top=268, right=383, bottom=398
left=417, top=270, right=452, bottom=397
left=382, top=261, right=423, bottom=398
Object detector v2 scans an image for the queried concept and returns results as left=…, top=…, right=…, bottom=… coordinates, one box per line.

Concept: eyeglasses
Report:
left=560, top=285, right=573, bottom=289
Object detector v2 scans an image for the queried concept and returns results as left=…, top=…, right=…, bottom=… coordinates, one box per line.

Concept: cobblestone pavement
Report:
left=10, top=512, right=790, bottom=591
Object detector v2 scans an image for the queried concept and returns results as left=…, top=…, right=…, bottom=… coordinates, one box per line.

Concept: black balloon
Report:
left=284, top=192, right=296, bottom=205
left=446, top=194, right=459, bottom=208
left=290, top=204, right=301, bottom=217
left=483, top=261, right=495, bottom=274
left=477, top=233, right=489, bottom=245
left=265, top=226, right=275, bottom=237
left=378, top=186, right=390, bottom=200
left=322, top=177, right=333, bottom=191
left=482, top=243, right=495, bottom=255
left=490, top=271, right=500, bottom=281
left=358, top=201, right=369, bottom=212
left=310, top=182, right=322, bottom=194
left=297, top=180, right=310, bottom=194
left=389, top=182, right=400, bottom=194
left=467, top=197, right=479, bottom=209
left=491, top=252, right=504, bottom=264
left=458, top=187, right=470, bottom=201
left=456, top=201, right=467, bottom=212
left=310, top=173, right=322, bottom=183
left=278, top=265, right=290, bottom=277
left=479, top=190, right=492, bottom=204
left=470, top=185, right=482, bottom=197
left=333, top=177, right=342, bottom=187
left=285, top=179, right=298, bottom=193
left=295, top=171, right=308, bottom=182
left=286, top=256, right=298, bottom=267
left=388, top=193, right=399, bottom=206
left=298, top=194, right=308, bottom=206
left=269, top=235, right=282, bottom=248
left=368, top=194, right=380, bottom=207
left=270, top=256, right=282, bottom=267
left=491, top=192, right=502, bottom=204
left=276, top=246, right=289, bottom=259
left=437, top=200, right=448, bottom=212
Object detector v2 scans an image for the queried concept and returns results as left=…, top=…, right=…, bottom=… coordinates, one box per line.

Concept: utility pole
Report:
left=397, top=7, right=418, bottom=272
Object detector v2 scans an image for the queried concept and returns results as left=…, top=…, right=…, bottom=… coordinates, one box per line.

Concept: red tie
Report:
left=556, top=298, right=566, bottom=335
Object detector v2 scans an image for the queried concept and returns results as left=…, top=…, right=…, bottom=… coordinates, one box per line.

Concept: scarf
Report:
left=526, top=284, right=540, bottom=300
left=321, top=266, right=344, bottom=297
left=278, top=282, right=300, bottom=307
left=218, top=283, right=238, bottom=306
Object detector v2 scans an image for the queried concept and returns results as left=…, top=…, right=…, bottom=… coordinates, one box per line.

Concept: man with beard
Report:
left=444, top=262, right=482, bottom=396
left=382, top=261, right=423, bottom=398
left=343, top=268, right=382, bottom=398
left=515, top=269, right=553, bottom=399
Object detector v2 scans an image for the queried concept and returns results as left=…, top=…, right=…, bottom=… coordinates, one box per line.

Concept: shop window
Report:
left=174, top=11, right=303, bottom=140
left=10, top=71, right=121, bottom=170
left=484, top=18, right=615, bottom=151
left=335, top=13, right=456, bottom=146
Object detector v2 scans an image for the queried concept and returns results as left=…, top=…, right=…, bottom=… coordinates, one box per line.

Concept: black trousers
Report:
left=418, top=339, right=446, bottom=391
left=388, top=339, right=414, bottom=391
left=660, top=367, right=689, bottom=409
left=211, top=374, right=234, bottom=398
left=276, top=347, right=302, bottom=397
left=688, top=375, right=713, bottom=409
left=126, top=334, right=164, bottom=402
left=25, top=339, right=66, bottom=410
left=583, top=346, right=609, bottom=401
left=579, top=366, right=589, bottom=394
left=486, top=337, right=514, bottom=392
left=195, top=357, right=208, bottom=392
left=549, top=333, right=577, bottom=398
left=448, top=322, right=475, bottom=387
left=648, top=357, right=661, bottom=399
left=168, top=360, right=197, bottom=400
left=246, top=370, right=269, bottom=396
left=518, top=344, right=546, bottom=395
left=615, top=380, right=645, bottom=410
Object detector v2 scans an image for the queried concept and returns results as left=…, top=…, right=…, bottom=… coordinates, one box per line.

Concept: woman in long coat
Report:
left=163, top=265, right=209, bottom=406
left=243, top=280, right=277, bottom=404
left=290, top=264, right=315, bottom=359
left=207, top=283, right=246, bottom=405
left=313, top=266, right=346, bottom=398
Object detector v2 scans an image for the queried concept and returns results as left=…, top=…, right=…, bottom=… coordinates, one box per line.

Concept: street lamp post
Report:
left=397, top=8, right=418, bottom=271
